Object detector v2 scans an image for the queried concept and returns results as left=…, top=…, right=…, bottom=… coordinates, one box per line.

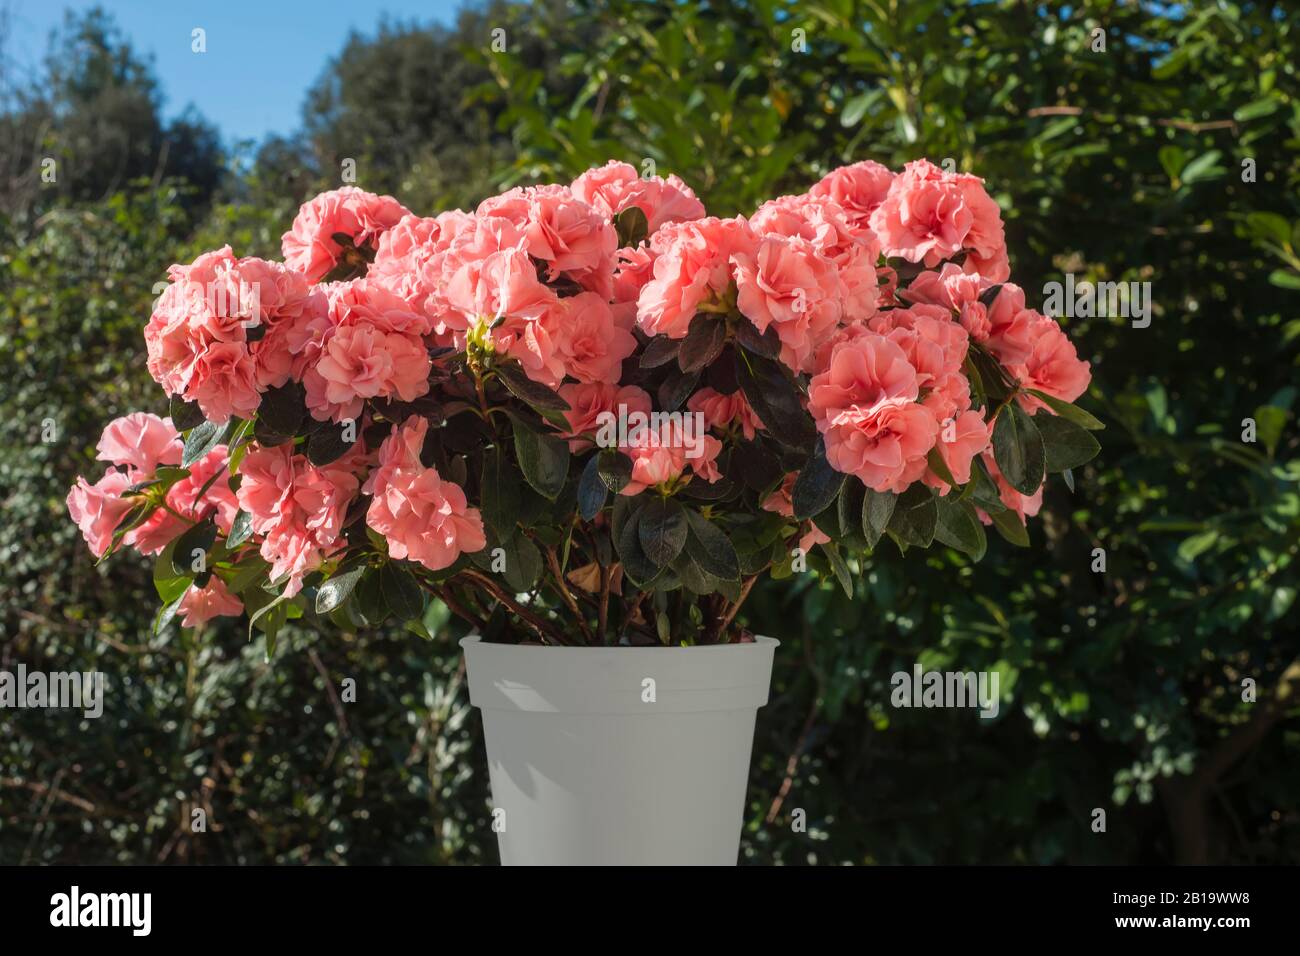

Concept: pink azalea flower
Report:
left=618, top=419, right=723, bottom=496
left=636, top=217, right=757, bottom=339
left=363, top=418, right=487, bottom=571
left=145, top=246, right=327, bottom=423
left=95, top=412, right=182, bottom=477
left=478, top=184, right=618, bottom=297
left=177, top=577, right=243, bottom=628
left=550, top=292, right=637, bottom=385
left=807, top=332, right=939, bottom=493
left=687, top=387, right=764, bottom=440
left=556, top=383, right=652, bottom=452
left=733, top=234, right=844, bottom=372
left=869, top=160, right=1009, bottom=282
left=924, top=410, right=991, bottom=493
left=807, top=160, right=895, bottom=231
left=236, top=443, right=362, bottom=594
left=66, top=470, right=136, bottom=557
left=1010, top=316, right=1092, bottom=413
left=282, top=186, right=411, bottom=283
left=570, top=160, right=707, bottom=232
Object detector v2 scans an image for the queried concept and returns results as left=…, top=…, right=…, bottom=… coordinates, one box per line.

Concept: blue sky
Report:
left=6, top=0, right=466, bottom=143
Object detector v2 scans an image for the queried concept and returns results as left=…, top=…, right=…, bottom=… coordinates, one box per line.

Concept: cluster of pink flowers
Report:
left=65, top=412, right=242, bottom=626
left=72, top=157, right=1094, bottom=630
left=145, top=247, right=327, bottom=423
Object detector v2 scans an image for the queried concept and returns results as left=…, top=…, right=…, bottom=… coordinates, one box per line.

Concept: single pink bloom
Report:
left=363, top=418, right=487, bottom=571
left=688, top=387, right=764, bottom=440
left=733, top=234, right=844, bottom=372
left=808, top=333, right=940, bottom=493
left=570, top=160, right=707, bottom=232
left=96, top=412, right=182, bottom=477
left=550, top=292, right=637, bottom=385
left=66, top=470, right=136, bottom=557
left=177, top=577, right=243, bottom=628
left=808, top=160, right=895, bottom=231
left=282, top=186, right=411, bottom=283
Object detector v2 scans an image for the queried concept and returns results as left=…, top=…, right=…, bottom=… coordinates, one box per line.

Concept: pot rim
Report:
left=459, top=634, right=779, bottom=652
left=460, top=634, right=779, bottom=714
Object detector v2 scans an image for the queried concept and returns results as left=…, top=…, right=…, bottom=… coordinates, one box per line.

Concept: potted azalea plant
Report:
left=68, top=158, right=1099, bottom=865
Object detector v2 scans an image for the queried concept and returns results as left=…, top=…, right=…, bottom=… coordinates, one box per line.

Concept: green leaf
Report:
left=226, top=510, right=254, bottom=548
left=678, top=313, right=727, bottom=373
left=1157, top=145, right=1186, bottom=183
left=182, top=420, right=222, bottom=467
left=1177, top=529, right=1219, bottom=563
left=614, top=499, right=660, bottom=587
left=841, top=90, right=875, bottom=127
left=989, top=508, right=1029, bottom=547
left=353, top=569, right=390, bottom=626
left=1035, top=412, right=1101, bottom=472
left=836, top=479, right=866, bottom=546
left=735, top=349, right=815, bottom=452
left=926, top=447, right=957, bottom=489
left=306, top=420, right=357, bottom=465
left=934, top=497, right=987, bottom=560
left=597, top=448, right=633, bottom=493
left=153, top=541, right=194, bottom=604
left=496, top=362, right=570, bottom=411
left=1268, top=269, right=1300, bottom=291
left=1245, top=211, right=1293, bottom=249
left=861, top=487, right=897, bottom=549
left=792, top=438, right=846, bottom=520
left=640, top=335, right=682, bottom=370
left=153, top=592, right=185, bottom=636
left=673, top=549, right=719, bottom=595
left=380, top=563, right=426, bottom=621
left=248, top=592, right=291, bottom=651
left=480, top=444, right=521, bottom=536
left=1252, top=404, right=1288, bottom=457
left=614, top=205, right=649, bottom=248
left=683, top=508, right=740, bottom=581
left=733, top=319, right=781, bottom=360
left=577, top=455, right=609, bottom=520
left=992, top=402, right=1045, bottom=496
left=511, top=417, right=570, bottom=499
left=656, top=366, right=699, bottom=411
left=887, top=485, right=937, bottom=547
left=1234, top=96, right=1280, bottom=122
left=1025, top=390, right=1105, bottom=430
left=316, top=562, right=366, bottom=614
left=1179, top=150, right=1224, bottom=185
left=818, top=541, right=853, bottom=597
left=967, top=457, right=1008, bottom=513
left=171, top=519, right=218, bottom=575
left=502, top=531, right=544, bottom=592
left=257, top=381, right=307, bottom=437
left=638, top=497, right=688, bottom=566
left=169, top=394, right=205, bottom=431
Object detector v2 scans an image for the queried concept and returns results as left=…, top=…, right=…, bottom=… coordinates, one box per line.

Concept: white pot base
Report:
left=462, top=636, right=778, bottom=866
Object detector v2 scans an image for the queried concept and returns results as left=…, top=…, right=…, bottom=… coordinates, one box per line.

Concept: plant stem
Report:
left=459, top=568, right=571, bottom=645
left=715, top=574, right=758, bottom=640
left=543, top=546, right=594, bottom=644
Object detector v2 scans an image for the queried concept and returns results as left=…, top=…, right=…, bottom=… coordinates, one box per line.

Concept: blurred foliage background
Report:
left=1, top=0, right=1297, bottom=864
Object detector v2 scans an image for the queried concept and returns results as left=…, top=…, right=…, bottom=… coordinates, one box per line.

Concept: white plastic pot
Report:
left=461, top=635, right=778, bottom=866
